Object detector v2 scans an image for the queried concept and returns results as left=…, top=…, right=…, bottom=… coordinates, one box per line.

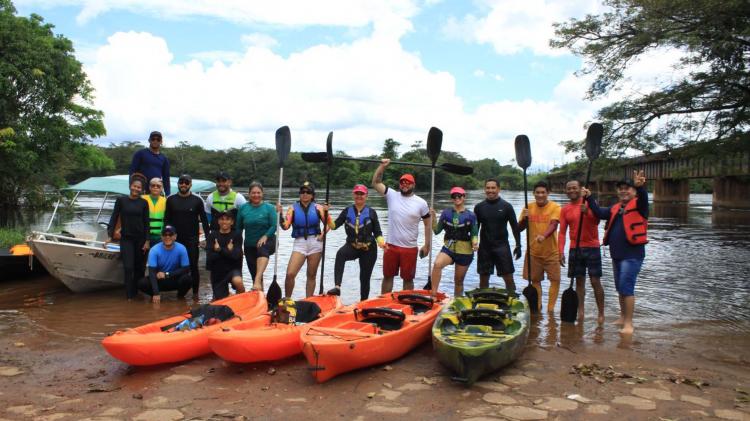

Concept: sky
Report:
left=14, top=0, right=680, bottom=170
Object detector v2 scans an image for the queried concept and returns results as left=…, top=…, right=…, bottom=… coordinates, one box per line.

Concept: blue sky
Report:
left=14, top=0, right=623, bottom=169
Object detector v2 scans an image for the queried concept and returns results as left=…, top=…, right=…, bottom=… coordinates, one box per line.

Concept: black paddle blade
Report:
left=439, top=162, right=473, bottom=175
left=275, top=126, right=292, bottom=167
left=523, top=282, right=538, bottom=314
left=423, top=278, right=432, bottom=291
left=301, top=152, right=329, bottom=163
left=560, top=286, right=578, bottom=323
left=426, top=127, right=443, bottom=165
left=514, top=135, right=531, bottom=169
left=266, top=276, right=282, bottom=311
left=326, top=132, right=334, bottom=165
left=585, top=123, right=603, bottom=160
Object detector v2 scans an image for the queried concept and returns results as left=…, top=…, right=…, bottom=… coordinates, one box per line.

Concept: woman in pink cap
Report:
left=326, top=184, right=386, bottom=301
left=430, top=186, right=479, bottom=297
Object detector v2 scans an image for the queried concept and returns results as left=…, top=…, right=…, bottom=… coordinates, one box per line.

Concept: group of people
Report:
left=106, top=132, right=649, bottom=334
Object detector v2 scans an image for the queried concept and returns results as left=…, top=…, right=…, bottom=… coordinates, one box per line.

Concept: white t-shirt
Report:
left=383, top=187, right=429, bottom=248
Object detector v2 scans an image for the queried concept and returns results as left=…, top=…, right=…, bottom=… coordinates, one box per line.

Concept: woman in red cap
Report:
left=430, top=186, right=479, bottom=297
left=326, top=184, right=386, bottom=301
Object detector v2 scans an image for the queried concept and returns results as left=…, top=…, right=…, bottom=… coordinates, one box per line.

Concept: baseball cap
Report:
left=215, top=171, right=231, bottom=180
left=161, top=225, right=176, bottom=235
left=178, top=174, right=192, bottom=183
left=399, top=174, right=415, bottom=185
left=149, top=131, right=162, bottom=140
left=352, top=184, right=368, bottom=194
left=449, top=186, right=466, bottom=196
left=616, top=177, right=635, bottom=188
left=216, top=210, right=235, bottom=219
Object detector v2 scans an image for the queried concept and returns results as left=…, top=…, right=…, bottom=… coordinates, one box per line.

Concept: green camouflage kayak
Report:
left=432, top=288, right=530, bottom=385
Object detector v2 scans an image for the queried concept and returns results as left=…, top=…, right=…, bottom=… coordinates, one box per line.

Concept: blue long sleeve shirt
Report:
left=587, top=186, right=648, bottom=260
left=130, top=149, right=171, bottom=195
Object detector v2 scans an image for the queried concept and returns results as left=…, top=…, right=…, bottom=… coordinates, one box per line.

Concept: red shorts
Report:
left=382, top=244, right=418, bottom=281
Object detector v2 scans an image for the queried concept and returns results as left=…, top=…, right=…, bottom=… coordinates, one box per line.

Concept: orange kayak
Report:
left=102, top=291, right=267, bottom=366
left=208, top=295, right=343, bottom=363
left=300, top=290, right=447, bottom=383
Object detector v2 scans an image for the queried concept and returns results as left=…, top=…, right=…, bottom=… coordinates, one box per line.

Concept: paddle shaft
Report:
left=318, top=166, right=331, bottom=295
left=570, top=160, right=595, bottom=288
left=273, top=167, right=283, bottom=283
left=427, top=166, right=435, bottom=288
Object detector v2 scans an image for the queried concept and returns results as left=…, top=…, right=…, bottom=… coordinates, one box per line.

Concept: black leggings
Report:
left=178, top=238, right=200, bottom=295
left=334, top=243, right=377, bottom=301
left=137, top=273, right=192, bottom=297
left=244, top=240, right=276, bottom=281
left=120, top=238, right=145, bottom=299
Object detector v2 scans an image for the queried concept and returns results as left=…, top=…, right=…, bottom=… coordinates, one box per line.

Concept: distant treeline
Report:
left=81, top=140, right=532, bottom=191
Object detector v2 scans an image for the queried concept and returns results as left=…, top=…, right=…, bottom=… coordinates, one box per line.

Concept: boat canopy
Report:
left=63, top=175, right=215, bottom=196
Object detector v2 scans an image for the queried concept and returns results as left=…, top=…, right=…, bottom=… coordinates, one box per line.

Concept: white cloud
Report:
left=241, top=33, right=279, bottom=49
left=445, top=0, right=603, bottom=56
left=473, top=69, right=485, bottom=77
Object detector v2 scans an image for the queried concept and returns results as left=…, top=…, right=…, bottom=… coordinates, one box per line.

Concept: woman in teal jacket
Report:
left=235, top=181, right=277, bottom=291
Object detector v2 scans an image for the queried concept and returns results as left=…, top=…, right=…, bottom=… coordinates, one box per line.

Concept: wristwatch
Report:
left=165, top=272, right=170, bottom=278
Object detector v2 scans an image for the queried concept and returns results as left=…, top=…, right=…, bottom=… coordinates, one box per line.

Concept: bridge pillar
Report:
left=713, top=176, right=750, bottom=209
left=653, top=178, right=689, bottom=203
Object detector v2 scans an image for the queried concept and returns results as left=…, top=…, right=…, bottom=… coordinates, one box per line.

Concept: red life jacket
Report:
left=603, top=198, right=648, bottom=246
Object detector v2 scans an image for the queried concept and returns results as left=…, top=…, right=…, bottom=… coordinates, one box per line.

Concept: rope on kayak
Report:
left=305, top=327, right=372, bottom=342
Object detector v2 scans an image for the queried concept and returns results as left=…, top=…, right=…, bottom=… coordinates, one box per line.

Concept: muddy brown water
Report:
left=2, top=189, right=749, bottom=365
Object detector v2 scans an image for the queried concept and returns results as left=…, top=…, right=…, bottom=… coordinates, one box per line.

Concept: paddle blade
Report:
left=266, top=276, right=282, bottom=311
left=585, top=123, right=603, bottom=160
left=426, top=127, right=443, bottom=165
left=514, top=135, right=532, bottom=169
left=326, top=132, right=334, bottom=165
left=301, top=152, right=329, bottom=163
left=423, top=278, right=432, bottom=291
left=439, top=162, right=473, bottom=175
left=523, top=282, right=538, bottom=314
left=275, top=126, right=292, bottom=167
left=560, top=286, right=578, bottom=323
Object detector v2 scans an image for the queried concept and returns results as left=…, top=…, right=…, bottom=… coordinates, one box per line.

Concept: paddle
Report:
left=318, top=132, right=335, bottom=295
left=422, top=127, right=442, bottom=291
left=268, top=126, right=291, bottom=309
left=514, top=134, right=538, bottom=314
left=560, top=123, right=603, bottom=323
left=301, top=153, right=473, bottom=176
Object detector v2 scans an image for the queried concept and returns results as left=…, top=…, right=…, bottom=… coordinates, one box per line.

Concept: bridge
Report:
left=547, top=139, right=750, bottom=209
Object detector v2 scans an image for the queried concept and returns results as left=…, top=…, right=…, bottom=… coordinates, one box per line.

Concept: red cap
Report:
left=450, top=186, right=466, bottom=196
left=352, top=184, right=368, bottom=194
left=399, top=174, right=415, bottom=184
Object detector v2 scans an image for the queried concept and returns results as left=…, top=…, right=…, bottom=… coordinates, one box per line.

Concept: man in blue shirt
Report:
left=138, top=225, right=191, bottom=303
left=130, top=131, right=171, bottom=196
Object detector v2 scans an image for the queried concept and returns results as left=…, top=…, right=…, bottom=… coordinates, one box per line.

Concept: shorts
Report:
left=612, top=258, right=643, bottom=297
left=292, top=236, right=323, bottom=256
left=522, top=252, right=561, bottom=282
left=210, top=269, right=243, bottom=301
left=382, top=244, right=418, bottom=281
left=477, top=243, right=514, bottom=276
left=441, top=246, right=473, bottom=267
left=566, top=247, right=603, bottom=278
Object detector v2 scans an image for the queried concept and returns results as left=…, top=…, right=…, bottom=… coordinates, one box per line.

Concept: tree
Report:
left=551, top=0, right=750, bottom=156
left=0, top=1, right=105, bottom=208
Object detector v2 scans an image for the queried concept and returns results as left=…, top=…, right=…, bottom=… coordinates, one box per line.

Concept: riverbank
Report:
left=1, top=306, right=748, bottom=421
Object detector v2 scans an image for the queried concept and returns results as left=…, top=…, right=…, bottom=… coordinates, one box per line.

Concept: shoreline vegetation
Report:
left=0, top=227, right=25, bottom=248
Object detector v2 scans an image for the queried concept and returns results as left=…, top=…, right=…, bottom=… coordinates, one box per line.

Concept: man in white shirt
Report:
left=372, top=159, right=431, bottom=293
left=204, top=171, right=247, bottom=232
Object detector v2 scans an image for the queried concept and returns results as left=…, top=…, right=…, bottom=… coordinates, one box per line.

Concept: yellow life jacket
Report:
left=142, top=194, right=166, bottom=237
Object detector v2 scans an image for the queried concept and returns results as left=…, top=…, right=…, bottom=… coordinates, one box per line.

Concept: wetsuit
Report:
left=164, top=193, right=210, bottom=296
left=331, top=205, right=385, bottom=301
left=108, top=196, right=149, bottom=299
left=433, top=208, right=478, bottom=266
left=474, top=197, right=520, bottom=275
left=205, top=230, right=243, bottom=300
left=129, top=149, right=171, bottom=195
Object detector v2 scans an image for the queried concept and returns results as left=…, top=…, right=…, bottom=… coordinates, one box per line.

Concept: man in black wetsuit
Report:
left=474, top=178, right=522, bottom=292
left=164, top=174, right=210, bottom=300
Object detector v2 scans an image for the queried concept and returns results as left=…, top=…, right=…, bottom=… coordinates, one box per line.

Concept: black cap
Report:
left=216, top=210, right=235, bottom=219
left=215, top=170, right=231, bottom=180
left=149, top=131, right=162, bottom=140
left=299, top=181, right=315, bottom=194
left=616, top=177, right=635, bottom=188
left=161, top=225, right=177, bottom=235
left=178, top=174, right=192, bottom=183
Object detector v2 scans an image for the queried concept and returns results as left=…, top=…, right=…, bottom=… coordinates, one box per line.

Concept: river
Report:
left=1, top=188, right=749, bottom=364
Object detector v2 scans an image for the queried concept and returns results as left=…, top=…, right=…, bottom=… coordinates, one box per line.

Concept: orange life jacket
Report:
left=603, top=198, right=648, bottom=246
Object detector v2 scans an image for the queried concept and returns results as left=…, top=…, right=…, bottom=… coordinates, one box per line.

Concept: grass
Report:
left=0, top=227, right=26, bottom=249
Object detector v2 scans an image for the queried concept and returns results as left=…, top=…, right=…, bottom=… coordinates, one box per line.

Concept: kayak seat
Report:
left=294, top=301, right=322, bottom=323
left=397, top=294, right=434, bottom=314
left=459, top=309, right=508, bottom=331
left=357, top=307, right=406, bottom=331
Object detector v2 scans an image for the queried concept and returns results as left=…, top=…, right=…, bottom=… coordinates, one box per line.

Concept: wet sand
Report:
left=1, top=302, right=749, bottom=421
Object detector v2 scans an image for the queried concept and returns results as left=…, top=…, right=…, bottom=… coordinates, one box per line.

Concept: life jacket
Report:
left=443, top=209, right=473, bottom=242
left=346, top=205, right=373, bottom=245
left=211, top=190, right=238, bottom=212
left=142, top=194, right=166, bottom=237
left=603, top=198, right=648, bottom=246
left=291, top=202, right=321, bottom=239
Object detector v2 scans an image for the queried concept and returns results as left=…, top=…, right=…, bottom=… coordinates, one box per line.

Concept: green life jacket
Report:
left=211, top=190, right=238, bottom=212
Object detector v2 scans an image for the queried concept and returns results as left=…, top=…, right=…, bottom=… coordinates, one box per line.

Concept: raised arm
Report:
left=371, top=158, right=390, bottom=195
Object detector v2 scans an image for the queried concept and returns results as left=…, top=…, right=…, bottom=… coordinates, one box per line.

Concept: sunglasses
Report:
left=451, top=194, right=465, bottom=199
left=353, top=192, right=366, bottom=196
left=300, top=190, right=312, bottom=195
left=399, top=180, right=413, bottom=185
left=178, top=181, right=190, bottom=185
left=150, top=184, right=161, bottom=187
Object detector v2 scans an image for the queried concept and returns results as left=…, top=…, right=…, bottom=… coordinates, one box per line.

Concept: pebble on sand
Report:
left=473, top=381, right=510, bottom=393
left=163, top=374, right=203, bottom=384
left=714, top=409, right=750, bottom=421
left=585, top=404, right=611, bottom=415
left=482, top=392, right=518, bottom=405
left=631, top=387, right=673, bottom=401
left=611, top=395, right=656, bottom=410
left=498, top=375, right=537, bottom=387
left=132, top=408, right=184, bottom=421
left=0, top=366, right=24, bottom=377
left=498, top=405, right=548, bottom=420
left=535, top=397, right=578, bottom=411
left=366, top=405, right=410, bottom=414
left=680, top=394, right=711, bottom=407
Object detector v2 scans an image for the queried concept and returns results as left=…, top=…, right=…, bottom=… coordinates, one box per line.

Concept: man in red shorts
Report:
left=372, top=159, right=431, bottom=293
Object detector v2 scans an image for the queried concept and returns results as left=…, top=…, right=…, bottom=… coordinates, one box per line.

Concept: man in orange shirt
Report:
left=558, top=180, right=604, bottom=324
left=519, top=181, right=561, bottom=313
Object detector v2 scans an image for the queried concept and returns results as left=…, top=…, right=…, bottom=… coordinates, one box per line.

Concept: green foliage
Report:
left=0, top=227, right=25, bottom=248
left=552, top=0, right=750, bottom=157
left=0, top=1, right=106, bottom=209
